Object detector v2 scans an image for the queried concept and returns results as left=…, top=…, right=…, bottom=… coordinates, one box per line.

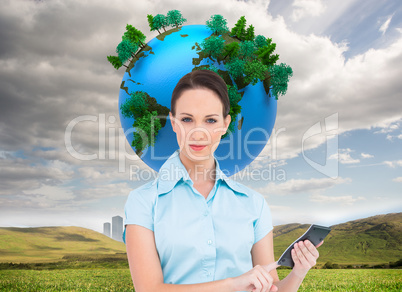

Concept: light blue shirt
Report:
left=123, top=149, right=273, bottom=286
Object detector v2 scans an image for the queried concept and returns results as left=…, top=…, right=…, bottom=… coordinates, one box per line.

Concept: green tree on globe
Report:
left=166, top=10, right=187, bottom=28
left=206, top=14, right=229, bottom=36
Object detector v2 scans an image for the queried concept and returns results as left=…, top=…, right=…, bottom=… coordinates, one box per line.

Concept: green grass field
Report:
left=1, top=215, right=400, bottom=291
left=0, top=269, right=400, bottom=291
left=292, top=269, right=401, bottom=291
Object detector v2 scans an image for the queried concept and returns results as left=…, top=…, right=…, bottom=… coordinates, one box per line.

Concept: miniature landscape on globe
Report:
left=107, top=10, right=293, bottom=174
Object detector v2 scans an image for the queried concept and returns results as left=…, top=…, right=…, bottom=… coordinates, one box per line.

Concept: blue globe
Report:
left=118, top=24, right=277, bottom=176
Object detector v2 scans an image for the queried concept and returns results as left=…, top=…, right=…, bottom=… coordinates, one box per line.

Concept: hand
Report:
left=231, top=261, right=279, bottom=292
left=291, top=240, right=323, bottom=279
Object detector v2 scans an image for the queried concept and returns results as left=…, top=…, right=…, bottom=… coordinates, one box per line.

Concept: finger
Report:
left=304, top=240, right=319, bottom=258
left=298, top=241, right=317, bottom=266
left=291, top=248, right=300, bottom=265
left=249, top=273, right=262, bottom=292
left=294, top=242, right=307, bottom=263
left=255, top=265, right=274, bottom=292
left=299, top=241, right=315, bottom=258
left=270, top=284, right=278, bottom=292
left=316, top=240, right=324, bottom=248
left=253, top=268, right=269, bottom=292
left=262, top=261, right=280, bottom=272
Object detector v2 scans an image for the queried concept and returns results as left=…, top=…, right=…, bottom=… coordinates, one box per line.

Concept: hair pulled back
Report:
left=171, top=70, right=230, bottom=118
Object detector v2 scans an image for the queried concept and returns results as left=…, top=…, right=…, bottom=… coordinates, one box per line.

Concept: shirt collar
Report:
left=154, top=149, right=249, bottom=197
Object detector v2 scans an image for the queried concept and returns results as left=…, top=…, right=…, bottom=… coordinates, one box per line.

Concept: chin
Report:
left=185, top=146, right=212, bottom=160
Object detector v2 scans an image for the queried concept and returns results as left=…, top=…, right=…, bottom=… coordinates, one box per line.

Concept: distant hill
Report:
left=273, top=212, right=401, bottom=266
left=0, top=226, right=126, bottom=263
left=0, top=213, right=400, bottom=266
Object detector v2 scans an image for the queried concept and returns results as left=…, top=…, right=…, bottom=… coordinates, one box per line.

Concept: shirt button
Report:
left=203, top=211, right=209, bottom=216
left=207, top=239, right=212, bottom=245
left=208, top=271, right=212, bottom=276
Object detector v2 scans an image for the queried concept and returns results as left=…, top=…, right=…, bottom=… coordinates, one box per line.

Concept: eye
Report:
left=181, top=117, right=217, bottom=123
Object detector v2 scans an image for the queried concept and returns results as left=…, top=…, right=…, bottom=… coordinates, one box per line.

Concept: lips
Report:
left=190, top=144, right=207, bottom=151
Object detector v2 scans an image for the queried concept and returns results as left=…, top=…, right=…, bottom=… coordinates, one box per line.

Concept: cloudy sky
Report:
left=1, top=0, right=401, bottom=233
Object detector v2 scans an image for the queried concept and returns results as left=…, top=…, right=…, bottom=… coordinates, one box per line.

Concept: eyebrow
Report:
left=179, top=113, right=219, bottom=117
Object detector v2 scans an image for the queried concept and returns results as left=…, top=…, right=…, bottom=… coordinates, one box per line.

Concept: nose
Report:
left=188, top=126, right=209, bottom=142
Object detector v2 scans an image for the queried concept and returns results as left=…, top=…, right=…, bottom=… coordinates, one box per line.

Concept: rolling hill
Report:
left=0, top=226, right=126, bottom=263
left=0, top=213, right=400, bottom=266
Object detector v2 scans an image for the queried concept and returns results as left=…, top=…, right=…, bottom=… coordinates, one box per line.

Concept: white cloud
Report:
left=373, top=119, right=401, bottom=140
left=73, top=182, right=133, bottom=200
left=310, top=193, right=365, bottom=205
left=77, top=163, right=150, bottom=184
left=384, top=160, right=402, bottom=168
left=256, top=177, right=351, bottom=196
left=248, top=157, right=288, bottom=170
left=291, top=0, right=326, bottom=22
left=392, top=177, right=402, bottom=183
left=361, top=152, right=374, bottom=159
left=1, top=181, right=133, bottom=212
left=381, top=122, right=402, bottom=141
left=268, top=204, right=293, bottom=212
left=329, top=148, right=360, bottom=164
left=0, top=155, right=75, bottom=196
left=379, top=15, right=393, bottom=35
left=23, top=184, right=75, bottom=201
left=373, top=120, right=400, bottom=134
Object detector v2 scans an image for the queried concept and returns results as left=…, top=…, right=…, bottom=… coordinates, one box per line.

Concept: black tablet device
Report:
left=277, top=224, right=331, bottom=268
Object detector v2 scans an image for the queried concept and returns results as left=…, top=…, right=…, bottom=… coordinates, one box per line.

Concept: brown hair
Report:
left=170, top=70, right=230, bottom=117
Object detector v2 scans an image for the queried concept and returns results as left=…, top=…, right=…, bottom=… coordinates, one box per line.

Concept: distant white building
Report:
left=112, top=215, right=123, bottom=242
left=103, top=222, right=111, bottom=237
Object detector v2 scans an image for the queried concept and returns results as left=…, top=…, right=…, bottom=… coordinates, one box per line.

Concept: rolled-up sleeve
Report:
left=253, top=197, right=273, bottom=244
left=123, top=189, right=155, bottom=243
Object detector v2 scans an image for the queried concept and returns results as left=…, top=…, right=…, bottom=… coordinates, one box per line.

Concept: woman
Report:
left=124, top=70, right=322, bottom=292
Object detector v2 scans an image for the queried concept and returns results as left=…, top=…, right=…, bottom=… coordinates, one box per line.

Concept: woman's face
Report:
left=169, top=88, right=231, bottom=161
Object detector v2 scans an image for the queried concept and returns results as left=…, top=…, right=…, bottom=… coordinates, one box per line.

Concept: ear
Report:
left=221, top=114, right=231, bottom=136
left=224, top=114, right=231, bottom=132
